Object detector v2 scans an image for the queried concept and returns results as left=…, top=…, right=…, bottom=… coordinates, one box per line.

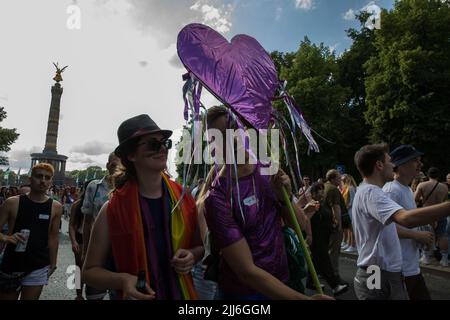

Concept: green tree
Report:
left=365, top=0, right=450, bottom=169
left=335, top=11, right=378, bottom=179
left=274, top=37, right=351, bottom=180
left=0, top=169, right=16, bottom=186
left=68, top=166, right=106, bottom=185
left=0, top=107, right=19, bottom=165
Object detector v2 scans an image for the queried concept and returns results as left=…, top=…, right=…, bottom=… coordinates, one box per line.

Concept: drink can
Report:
left=15, top=229, right=30, bottom=252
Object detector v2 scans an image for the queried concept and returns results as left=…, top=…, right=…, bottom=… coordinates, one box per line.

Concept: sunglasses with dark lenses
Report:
left=33, top=173, right=52, bottom=180
left=138, top=138, right=172, bottom=152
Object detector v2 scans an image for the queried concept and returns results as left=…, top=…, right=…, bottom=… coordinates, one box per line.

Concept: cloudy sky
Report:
left=0, top=0, right=393, bottom=176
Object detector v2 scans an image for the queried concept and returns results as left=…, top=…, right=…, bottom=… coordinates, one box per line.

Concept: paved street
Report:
left=41, top=218, right=78, bottom=300
left=306, top=255, right=450, bottom=300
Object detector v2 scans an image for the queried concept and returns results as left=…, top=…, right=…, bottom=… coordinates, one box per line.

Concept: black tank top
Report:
left=1, top=195, right=53, bottom=272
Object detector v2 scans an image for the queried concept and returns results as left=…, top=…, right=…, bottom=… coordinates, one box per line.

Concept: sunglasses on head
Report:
left=138, top=138, right=172, bottom=152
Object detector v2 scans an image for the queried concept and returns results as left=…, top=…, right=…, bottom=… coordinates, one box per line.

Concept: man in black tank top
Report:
left=0, top=163, right=63, bottom=300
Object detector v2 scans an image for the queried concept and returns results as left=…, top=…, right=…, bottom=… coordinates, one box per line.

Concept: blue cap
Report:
left=390, top=145, right=423, bottom=167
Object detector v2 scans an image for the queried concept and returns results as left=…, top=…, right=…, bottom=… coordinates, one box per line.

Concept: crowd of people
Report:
left=0, top=112, right=449, bottom=301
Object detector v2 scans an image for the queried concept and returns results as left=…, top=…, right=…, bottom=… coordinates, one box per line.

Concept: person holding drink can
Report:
left=0, top=163, right=63, bottom=300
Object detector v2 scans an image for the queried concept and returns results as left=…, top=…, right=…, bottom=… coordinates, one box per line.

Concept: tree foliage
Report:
left=365, top=0, right=450, bottom=169
left=68, top=166, right=105, bottom=185
left=173, top=0, right=450, bottom=182
left=274, top=37, right=353, bottom=179
left=0, top=107, right=19, bottom=165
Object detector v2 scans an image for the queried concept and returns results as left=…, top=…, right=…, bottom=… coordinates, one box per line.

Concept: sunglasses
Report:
left=33, top=173, right=52, bottom=180
left=138, top=138, right=172, bottom=152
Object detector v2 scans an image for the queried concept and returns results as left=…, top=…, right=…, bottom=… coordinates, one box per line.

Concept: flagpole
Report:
left=281, top=187, right=323, bottom=295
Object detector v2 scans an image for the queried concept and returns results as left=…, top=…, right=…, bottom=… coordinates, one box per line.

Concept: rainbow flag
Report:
left=107, top=173, right=198, bottom=300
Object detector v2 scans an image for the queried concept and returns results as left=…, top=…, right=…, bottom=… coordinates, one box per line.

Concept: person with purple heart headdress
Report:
left=176, top=24, right=333, bottom=300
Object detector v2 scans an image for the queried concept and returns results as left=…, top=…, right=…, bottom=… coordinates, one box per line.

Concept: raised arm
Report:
left=392, top=202, right=450, bottom=228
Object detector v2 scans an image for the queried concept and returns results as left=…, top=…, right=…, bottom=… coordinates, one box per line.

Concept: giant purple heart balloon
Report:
left=177, top=23, right=278, bottom=130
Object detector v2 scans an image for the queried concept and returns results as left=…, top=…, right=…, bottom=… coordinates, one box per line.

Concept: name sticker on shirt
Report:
left=243, top=195, right=257, bottom=207
left=39, top=214, right=50, bottom=220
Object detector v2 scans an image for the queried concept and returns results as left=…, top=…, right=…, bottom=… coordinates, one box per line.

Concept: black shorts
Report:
left=341, top=214, right=352, bottom=229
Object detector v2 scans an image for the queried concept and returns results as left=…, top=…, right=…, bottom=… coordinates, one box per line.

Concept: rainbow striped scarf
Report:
left=107, top=173, right=198, bottom=300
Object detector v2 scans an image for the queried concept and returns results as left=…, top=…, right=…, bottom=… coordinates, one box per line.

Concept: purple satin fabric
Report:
left=203, top=166, right=289, bottom=296
left=177, top=23, right=279, bottom=130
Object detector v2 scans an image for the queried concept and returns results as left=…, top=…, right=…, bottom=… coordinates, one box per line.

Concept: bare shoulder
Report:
left=3, top=196, right=20, bottom=209
left=416, top=181, right=426, bottom=190
left=97, top=201, right=110, bottom=218
left=91, top=202, right=110, bottom=232
left=51, top=199, right=63, bottom=216
left=52, top=199, right=63, bottom=209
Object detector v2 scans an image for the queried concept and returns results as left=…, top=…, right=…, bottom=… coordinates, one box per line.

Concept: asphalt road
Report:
left=305, top=255, right=450, bottom=300
left=41, top=218, right=78, bottom=300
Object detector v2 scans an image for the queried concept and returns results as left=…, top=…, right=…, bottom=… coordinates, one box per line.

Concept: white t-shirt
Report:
left=352, top=182, right=404, bottom=272
left=383, top=180, right=420, bottom=277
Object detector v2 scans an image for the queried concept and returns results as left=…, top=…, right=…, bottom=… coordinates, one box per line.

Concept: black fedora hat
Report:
left=115, top=114, right=172, bottom=156
left=390, top=144, right=423, bottom=168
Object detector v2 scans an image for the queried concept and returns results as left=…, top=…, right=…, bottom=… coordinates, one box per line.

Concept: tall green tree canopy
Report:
left=274, top=37, right=352, bottom=179
left=365, top=0, right=450, bottom=169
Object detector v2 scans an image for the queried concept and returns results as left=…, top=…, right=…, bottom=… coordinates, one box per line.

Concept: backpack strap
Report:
left=423, top=182, right=439, bottom=204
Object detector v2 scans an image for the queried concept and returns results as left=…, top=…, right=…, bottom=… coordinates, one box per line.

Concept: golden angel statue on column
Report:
left=52, top=62, right=68, bottom=83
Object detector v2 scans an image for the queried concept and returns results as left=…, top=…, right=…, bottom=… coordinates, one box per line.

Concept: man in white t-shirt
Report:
left=383, top=145, right=434, bottom=300
left=352, top=143, right=450, bottom=300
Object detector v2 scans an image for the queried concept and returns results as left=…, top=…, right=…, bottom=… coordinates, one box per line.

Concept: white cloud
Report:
left=362, top=1, right=381, bottom=15
left=342, top=2, right=381, bottom=26
left=0, top=1, right=234, bottom=175
left=70, top=140, right=116, bottom=156
left=2, top=146, right=41, bottom=171
left=66, top=154, right=104, bottom=170
left=190, top=1, right=233, bottom=34
left=275, top=7, right=283, bottom=21
left=68, top=155, right=97, bottom=164
left=362, top=1, right=381, bottom=29
left=295, top=0, right=314, bottom=11
left=343, top=8, right=355, bottom=20
left=330, top=43, right=339, bottom=53
left=122, top=0, right=234, bottom=47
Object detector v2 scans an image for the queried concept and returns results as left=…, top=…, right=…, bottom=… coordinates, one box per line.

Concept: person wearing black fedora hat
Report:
left=383, top=145, right=433, bottom=299
left=82, top=114, right=203, bottom=300
left=352, top=143, right=450, bottom=300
